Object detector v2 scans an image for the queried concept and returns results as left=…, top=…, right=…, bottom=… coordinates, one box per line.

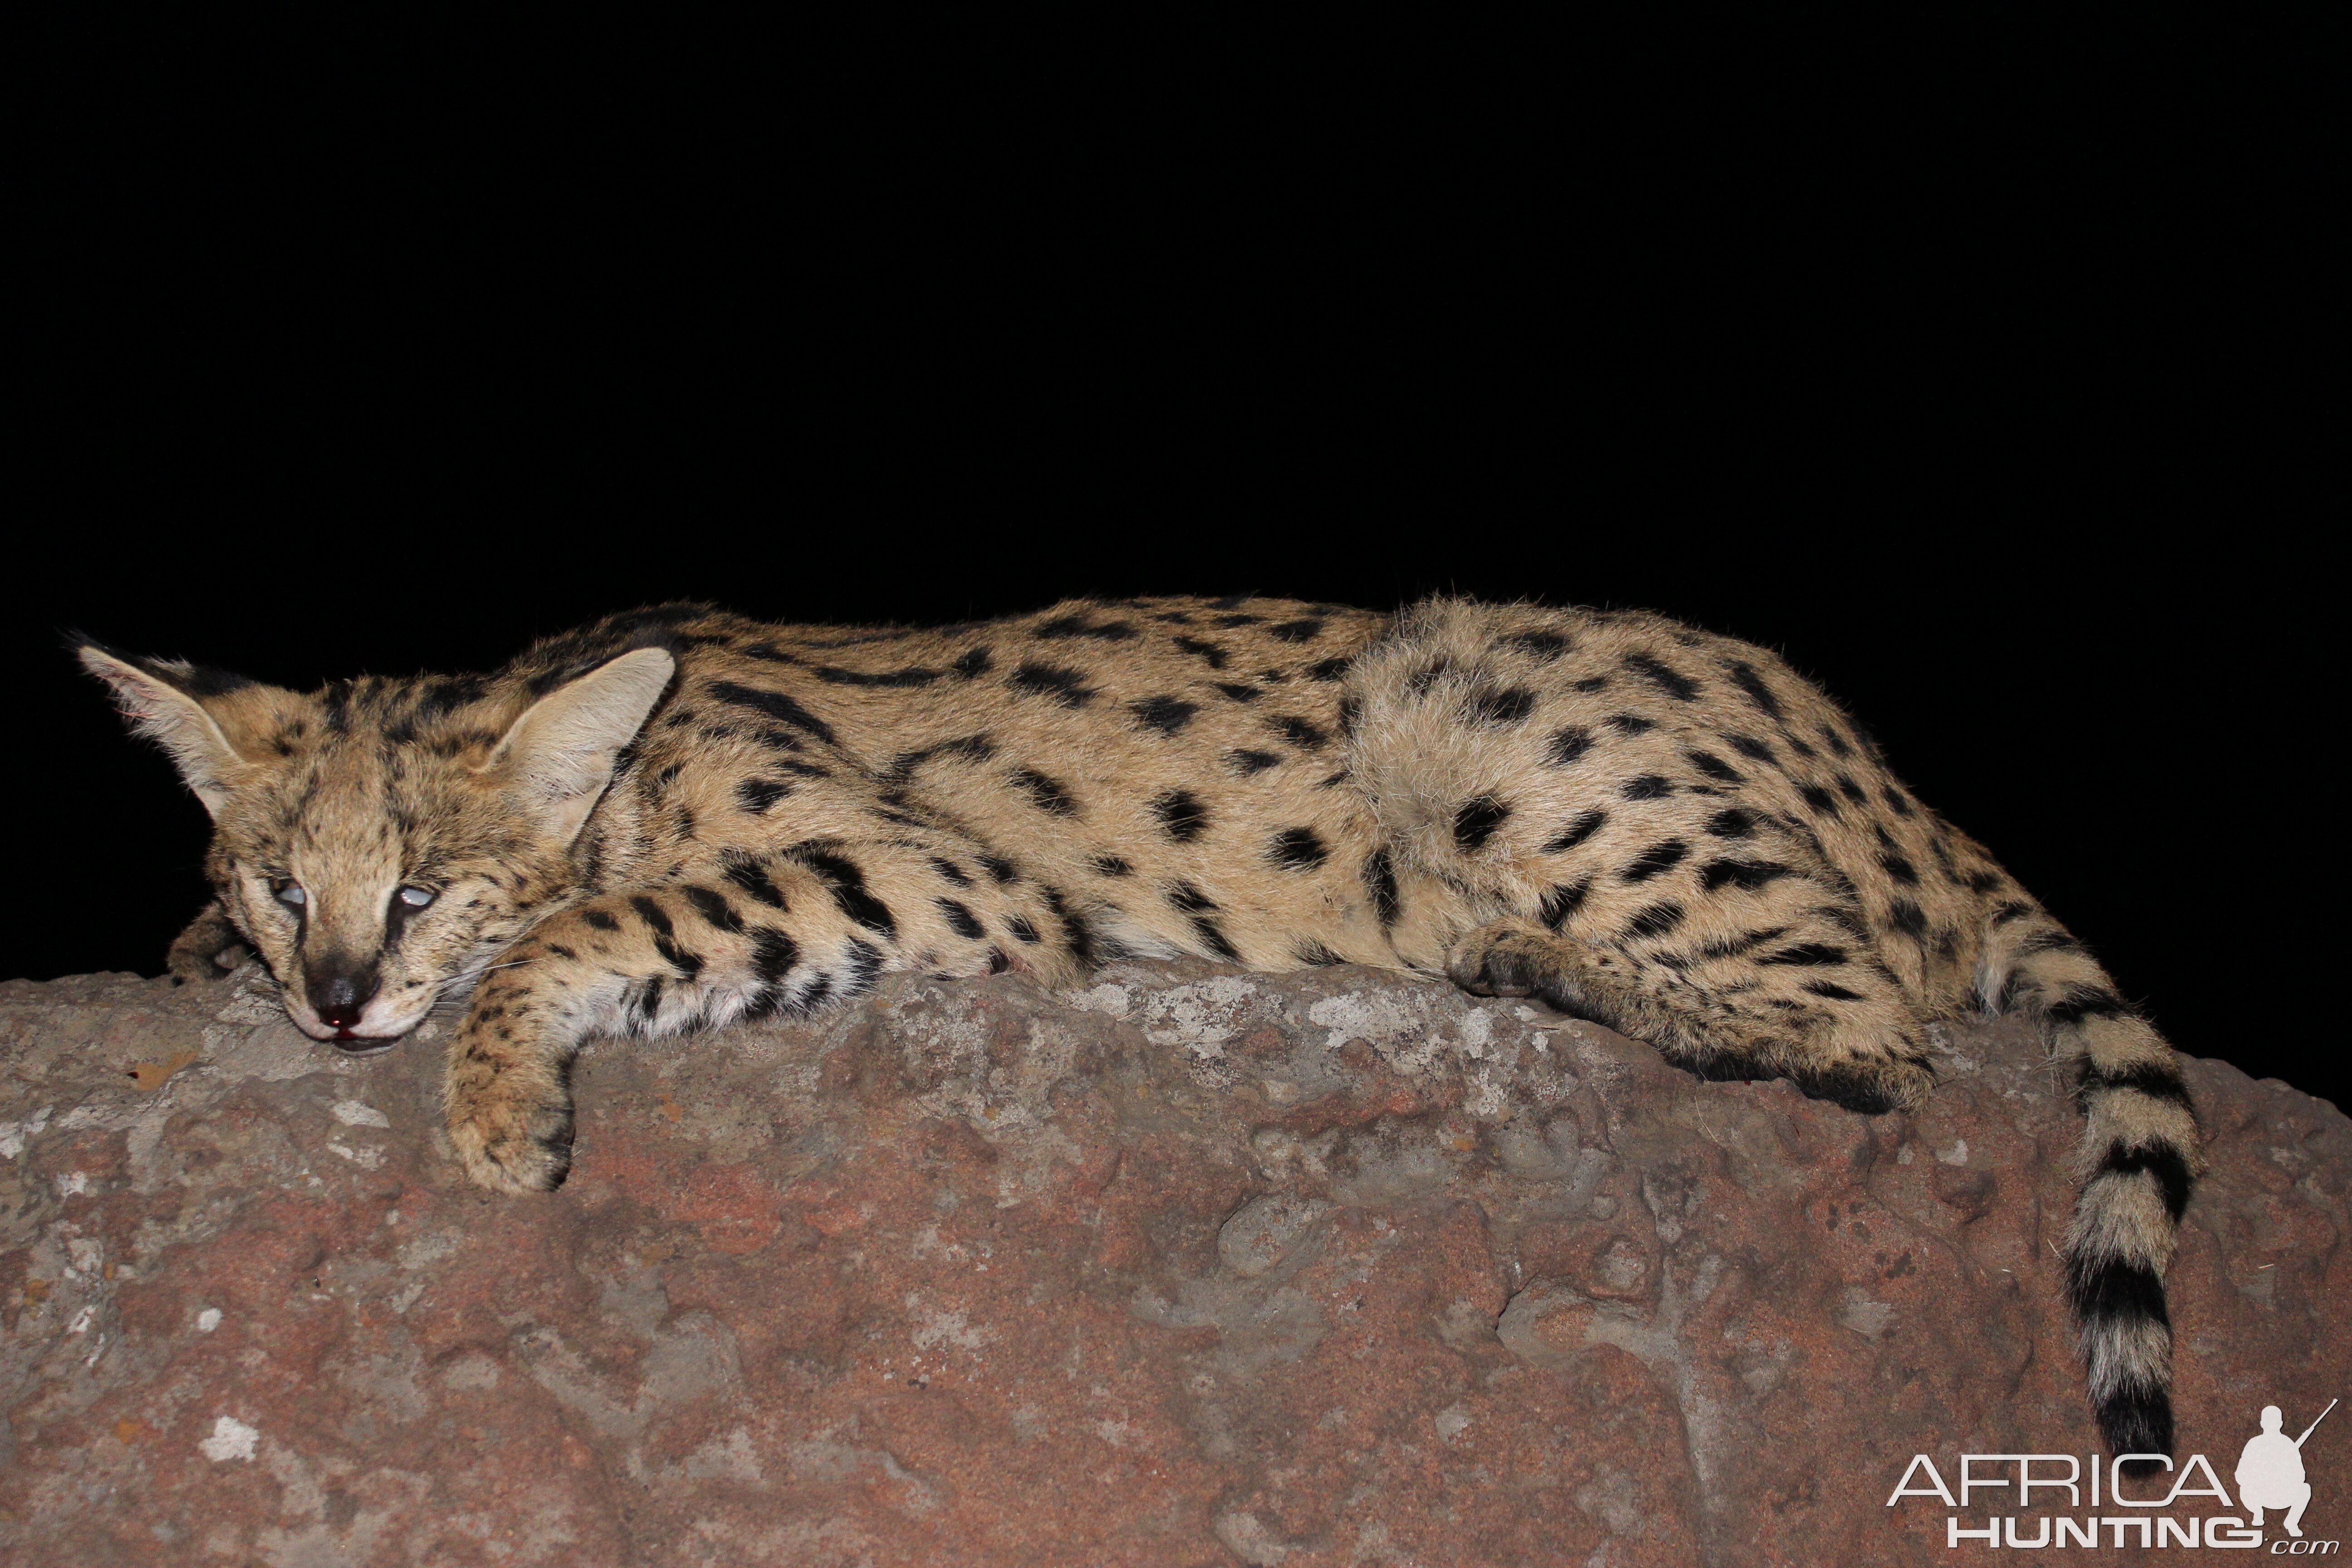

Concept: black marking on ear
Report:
left=1006, top=662, right=1096, bottom=707
left=1543, top=809, right=1607, bottom=853
left=707, top=682, right=836, bottom=745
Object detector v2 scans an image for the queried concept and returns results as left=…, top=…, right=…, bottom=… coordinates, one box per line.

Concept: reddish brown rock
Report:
left=0, top=959, right=2344, bottom=1565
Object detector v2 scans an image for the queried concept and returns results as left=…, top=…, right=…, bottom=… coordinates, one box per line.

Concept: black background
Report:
left=10, top=17, right=2336, bottom=1103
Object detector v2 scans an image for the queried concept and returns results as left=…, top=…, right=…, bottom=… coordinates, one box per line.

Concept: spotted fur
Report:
left=77, top=593, right=2199, bottom=1456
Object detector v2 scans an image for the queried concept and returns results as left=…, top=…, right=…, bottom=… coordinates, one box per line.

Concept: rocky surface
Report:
left=0, top=959, right=2344, bottom=1566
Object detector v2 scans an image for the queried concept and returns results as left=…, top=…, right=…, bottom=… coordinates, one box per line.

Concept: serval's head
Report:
left=76, top=640, right=674, bottom=1049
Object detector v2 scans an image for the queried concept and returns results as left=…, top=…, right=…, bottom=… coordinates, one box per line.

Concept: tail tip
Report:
left=2100, top=1391, right=2176, bottom=1465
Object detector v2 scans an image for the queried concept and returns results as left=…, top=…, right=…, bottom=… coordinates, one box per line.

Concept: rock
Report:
left=0, top=959, right=2344, bottom=1566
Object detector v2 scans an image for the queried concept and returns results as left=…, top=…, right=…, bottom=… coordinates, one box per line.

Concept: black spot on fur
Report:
left=1882, top=786, right=1914, bottom=817
left=1009, top=767, right=1079, bottom=817
left=1470, top=688, right=1537, bottom=725
left=1306, top=657, right=1351, bottom=681
left=980, top=855, right=1019, bottom=883
left=1685, top=750, right=1744, bottom=784
left=1798, top=784, right=1840, bottom=817
left=1365, top=850, right=1400, bottom=927
left=2047, top=985, right=2130, bottom=1026
left=582, top=909, right=620, bottom=931
left=1624, top=902, right=1686, bottom=940
left=1006, top=915, right=1041, bottom=944
left=951, top=647, right=993, bottom=678
left=1269, top=715, right=1327, bottom=749
left=1887, top=898, right=1928, bottom=940
left=736, top=778, right=793, bottom=813
left=1539, top=879, right=1592, bottom=929
left=1723, top=661, right=1783, bottom=719
left=1622, top=652, right=1700, bottom=700
left=1006, top=662, right=1095, bottom=707
left=1130, top=695, right=1200, bottom=735
left=787, top=848, right=897, bottom=938
left=1726, top=734, right=1775, bottom=764
left=720, top=852, right=788, bottom=909
left=1269, top=619, right=1323, bottom=642
left=1878, top=853, right=1920, bottom=886
left=1215, top=683, right=1263, bottom=702
left=936, top=898, right=985, bottom=939
left=1090, top=854, right=1133, bottom=877
left=1544, top=810, right=1607, bottom=854
left=1545, top=726, right=1595, bottom=767
left=1803, top=980, right=1865, bottom=1000
left=1760, top=943, right=1847, bottom=966
left=1172, top=636, right=1229, bottom=669
left=884, top=735, right=995, bottom=780
left=1293, top=940, right=1347, bottom=966
left=815, top=664, right=941, bottom=687
left=1621, top=775, right=1674, bottom=800
left=1153, top=789, right=1209, bottom=842
left=1454, top=796, right=1512, bottom=851
left=1269, top=827, right=1328, bottom=870
left=1606, top=713, right=1654, bottom=736
left=706, top=681, right=836, bottom=745
left=2078, top=1060, right=2194, bottom=1109
left=1036, top=614, right=1138, bottom=642
left=1700, top=858, right=1794, bottom=892
left=930, top=857, right=971, bottom=887
left=1224, top=749, right=1282, bottom=776
left=1501, top=630, right=1570, bottom=661
left=1620, top=840, right=1689, bottom=882
left=681, top=885, right=744, bottom=934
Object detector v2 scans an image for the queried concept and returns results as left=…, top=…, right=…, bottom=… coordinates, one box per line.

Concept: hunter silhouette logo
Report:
left=2240, top=1399, right=2334, bottom=1539
left=1885, top=1395, right=2339, bottom=1549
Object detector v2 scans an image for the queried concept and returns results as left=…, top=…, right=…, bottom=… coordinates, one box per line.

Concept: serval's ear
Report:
left=73, top=637, right=274, bottom=818
left=480, top=647, right=676, bottom=846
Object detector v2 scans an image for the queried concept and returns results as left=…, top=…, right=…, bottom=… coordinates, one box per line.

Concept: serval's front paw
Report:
left=1444, top=918, right=1560, bottom=999
left=444, top=1054, right=575, bottom=1195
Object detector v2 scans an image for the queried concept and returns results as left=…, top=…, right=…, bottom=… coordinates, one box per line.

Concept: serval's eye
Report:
left=397, top=885, right=437, bottom=910
left=271, top=878, right=307, bottom=909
